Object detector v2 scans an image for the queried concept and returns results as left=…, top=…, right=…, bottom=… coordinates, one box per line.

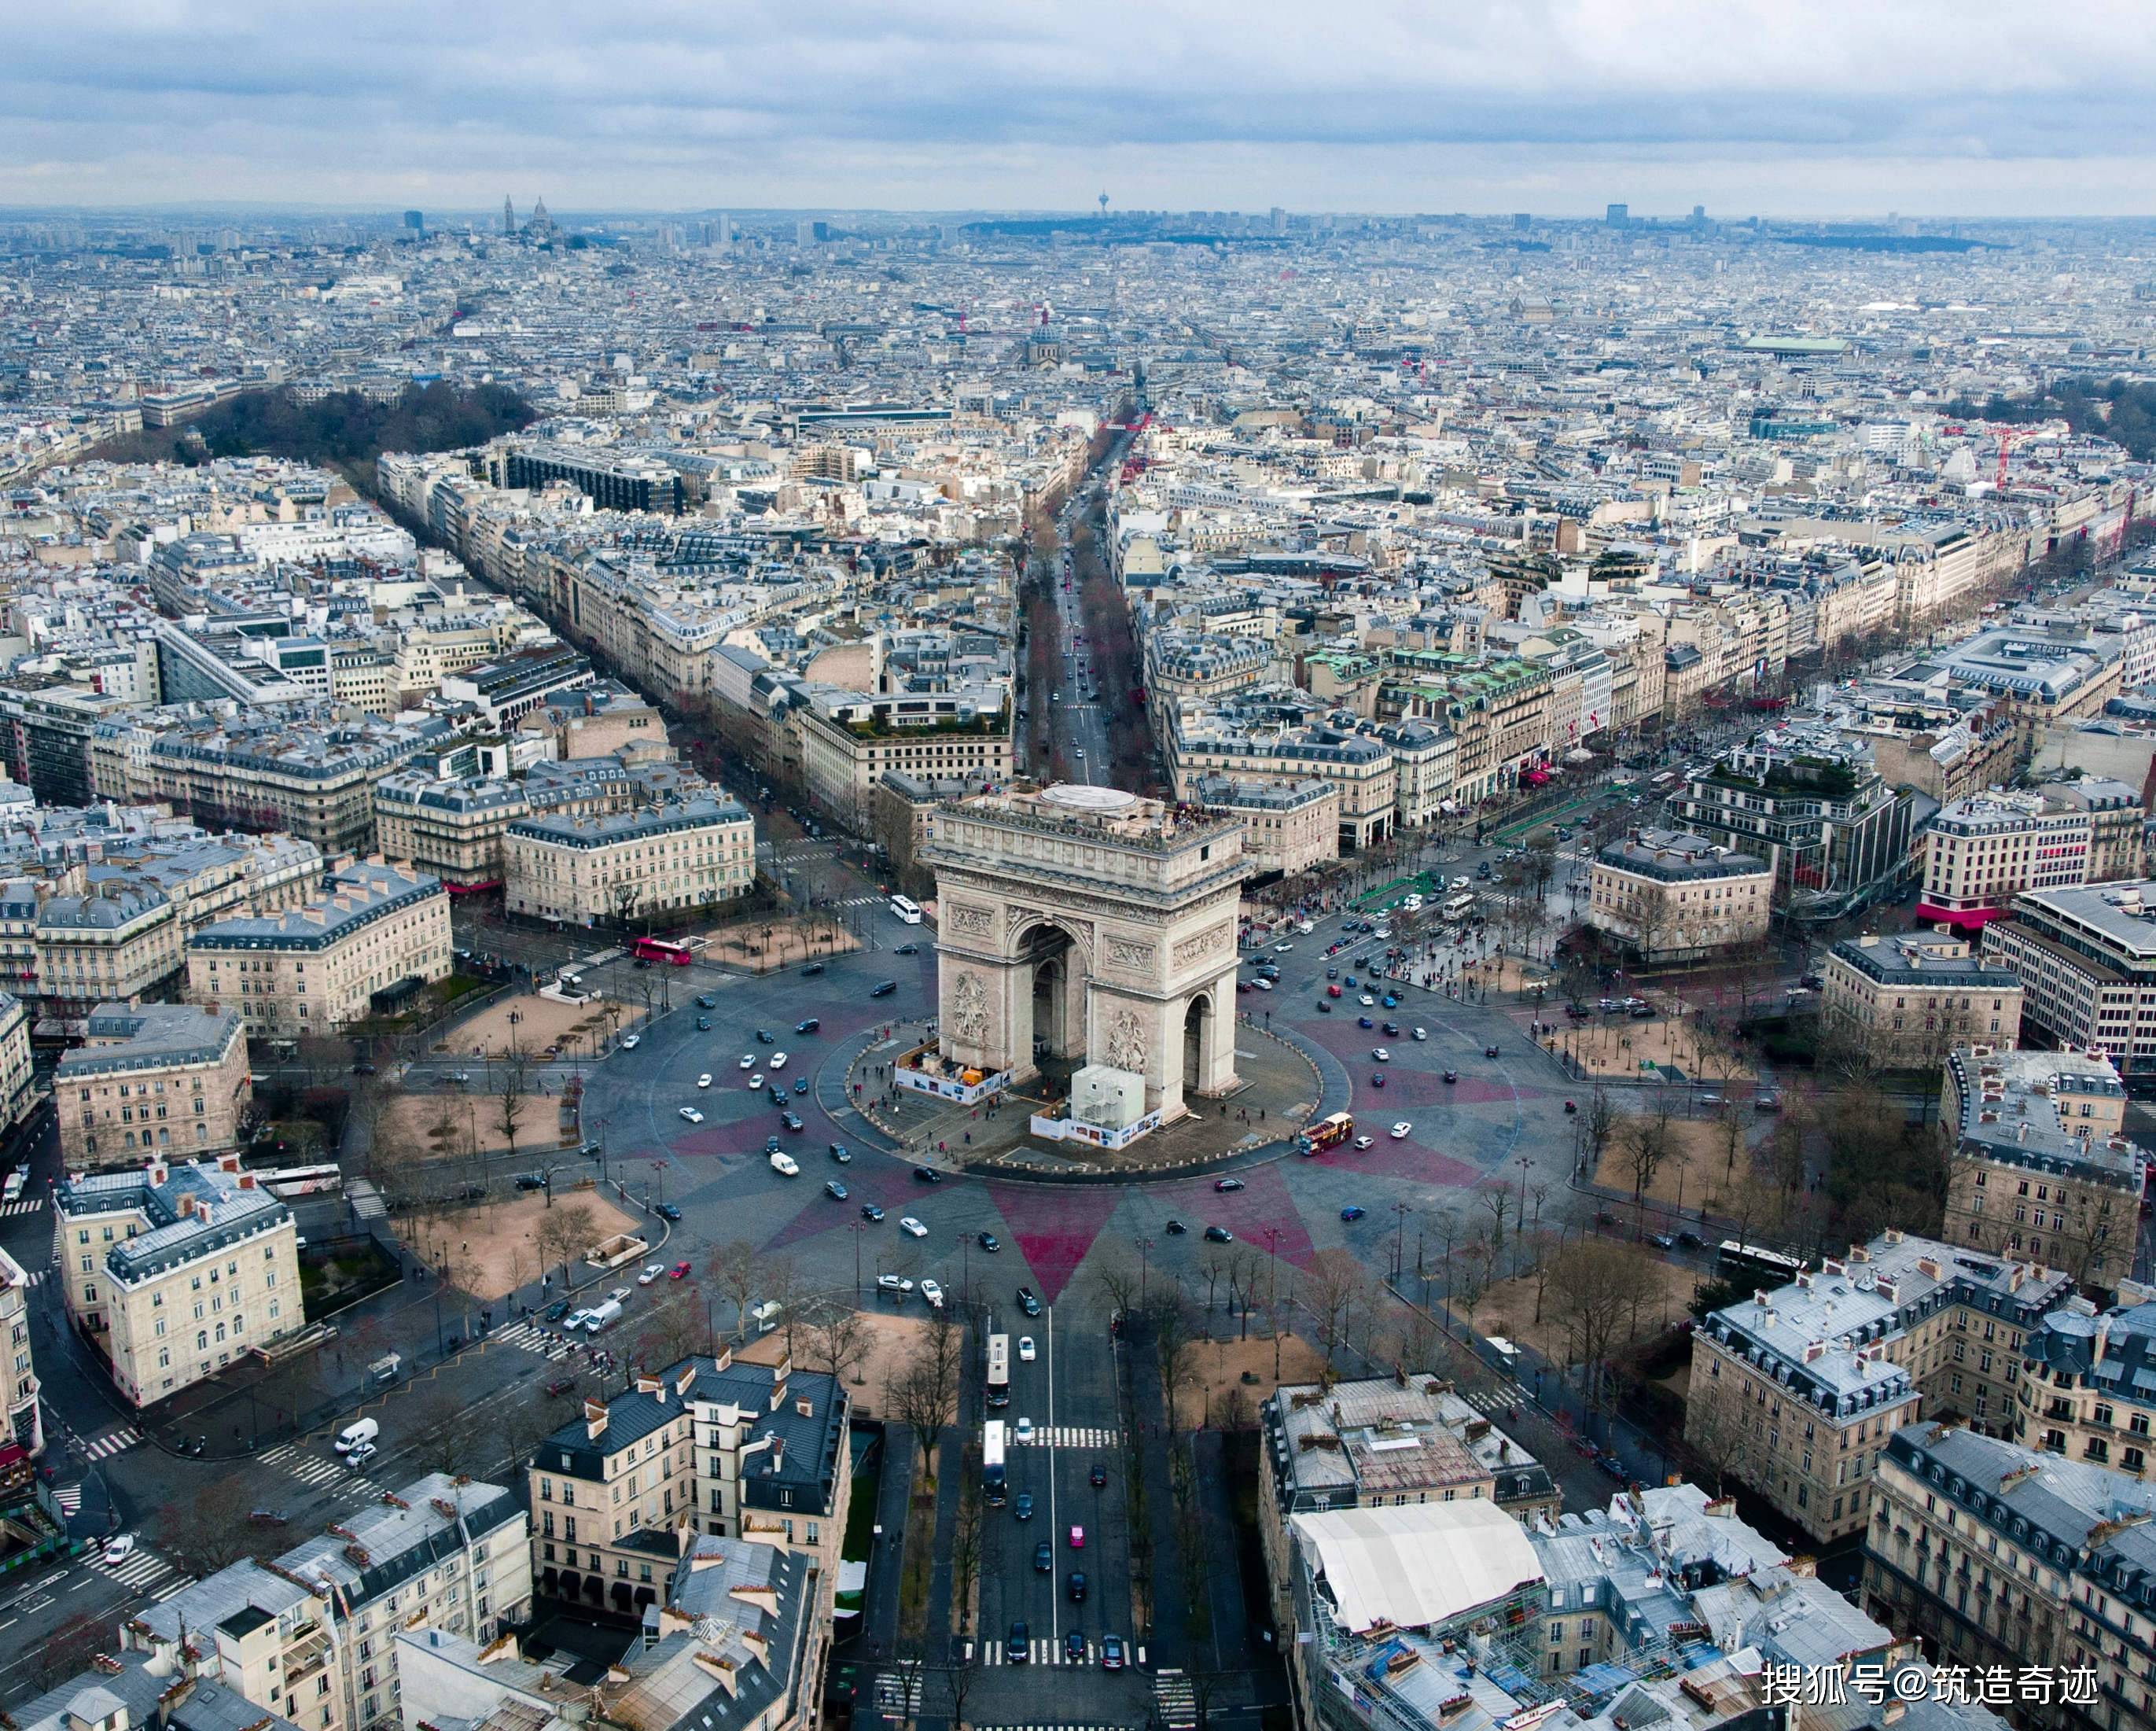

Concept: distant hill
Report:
left=1946, top=376, right=2156, bottom=462
left=90, top=381, right=537, bottom=492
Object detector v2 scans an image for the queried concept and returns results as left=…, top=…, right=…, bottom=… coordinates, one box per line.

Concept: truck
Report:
left=583, top=1298, right=624, bottom=1333
left=333, top=1417, right=379, bottom=1455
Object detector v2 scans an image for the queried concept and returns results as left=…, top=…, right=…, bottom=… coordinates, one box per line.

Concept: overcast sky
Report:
left=6, top=0, right=2150, bottom=218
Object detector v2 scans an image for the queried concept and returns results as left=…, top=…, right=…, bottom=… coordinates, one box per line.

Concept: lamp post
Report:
left=1137, top=1236, right=1155, bottom=1308
left=1391, top=1202, right=1411, bottom=1283
left=1263, top=1225, right=1282, bottom=1378
left=848, top=1222, right=867, bottom=1302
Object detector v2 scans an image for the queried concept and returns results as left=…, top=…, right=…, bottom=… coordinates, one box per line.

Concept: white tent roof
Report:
left=1291, top=1501, right=1542, bottom=1635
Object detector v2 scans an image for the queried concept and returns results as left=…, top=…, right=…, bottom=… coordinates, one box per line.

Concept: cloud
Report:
left=2, top=0, right=2152, bottom=213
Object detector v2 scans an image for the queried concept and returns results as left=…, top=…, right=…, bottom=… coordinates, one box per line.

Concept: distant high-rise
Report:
left=1513, top=212, right=1531, bottom=230
left=1691, top=204, right=1707, bottom=227
left=1270, top=205, right=1286, bottom=236
left=403, top=209, right=424, bottom=234
left=1605, top=203, right=1630, bottom=228
left=501, top=196, right=514, bottom=235
left=717, top=212, right=732, bottom=248
left=796, top=218, right=815, bottom=246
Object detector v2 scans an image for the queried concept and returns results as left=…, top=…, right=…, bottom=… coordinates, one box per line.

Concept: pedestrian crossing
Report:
left=1466, top=1384, right=1533, bottom=1416
left=19, top=1269, right=47, bottom=1287
left=873, top=1672, right=922, bottom=1714
left=97, top=1547, right=182, bottom=1597
left=53, top=1481, right=80, bottom=1516
left=1153, top=1667, right=1198, bottom=1729
left=979, top=1637, right=1119, bottom=1667
left=832, top=894, right=885, bottom=911
left=260, top=1442, right=384, bottom=1493
left=82, top=1426, right=142, bottom=1461
left=0, top=1198, right=42, bottom=1217
left=1010, top=1426, right=1121, bottom=1449
left=494, top=1320, right=577, bottom=1361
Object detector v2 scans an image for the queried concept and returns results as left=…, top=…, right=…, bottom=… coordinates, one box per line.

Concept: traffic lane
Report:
left=1054, top=1320, right=1132, bottom=1650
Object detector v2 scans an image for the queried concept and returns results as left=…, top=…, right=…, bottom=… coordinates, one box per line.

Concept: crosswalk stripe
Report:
left=0, top=1199, right=43, bottom=1217
left=1011, top=1426, right=1121, bottom=1448
left=83, top=1427, right=142, bottom=1460
left=53, top=1482, right=81, bottom=1516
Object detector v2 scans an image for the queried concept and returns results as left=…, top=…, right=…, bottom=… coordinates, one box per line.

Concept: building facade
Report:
left=502, top=793, right=755, bottom=928
left=1981, top=882, right=2156, bottom=1083
left=1821, top=932, right=2025, bottom=1067
left=1585, top=827, right=1772, bottom=962
left=57, top=1001, right=251, bottom=1170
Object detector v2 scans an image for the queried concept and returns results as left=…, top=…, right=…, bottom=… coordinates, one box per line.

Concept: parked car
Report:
left=1205, top=1225, right=1234, bottom=1243
left=1214, top=1177, right=1245, bottom=1191
left=656, top=1202, right=682, bottom=1222
left=637, top=1263, right=665, bottom=1285
left=876, top=1273, right=914, bottom=1298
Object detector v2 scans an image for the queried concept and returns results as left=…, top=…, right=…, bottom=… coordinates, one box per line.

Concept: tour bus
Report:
left=1298, top=1111, right=1354, bottom=1156
left=1443, top=892, right=1477, bottom=919
left=631, top=937, right=694, bottom=967
left=889, top=895, right=924, bottom=926
left=1717, top=1239, right=1808, bottom=1287
left=986, top=1333, right=1011, bottom=1409
left=262, top=1162, right=344, bottom=1199
left=982, top=1420, right=1008, bottom=1504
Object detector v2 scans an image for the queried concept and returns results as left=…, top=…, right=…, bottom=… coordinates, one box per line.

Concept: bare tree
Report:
left=1448, top=1239, right=1496, bottom=1331
left=1547, top=1238, right=1661, bottom=1423
left=1480, top=1182, right=1512, bottom=1254
left=1584, top=1088, right=1618, bottom=1177
left=1617, top=1099, right=1679, bottom=1235
left=1149, top=1289, right=1202, bottom=1426
left=156, top=1471, right=263, bottom=1574
left=949, top=1473, right=984, bottom=1637
left=705, top=1240, right=765, bottom=1342
left=1303, top=1248, right=1369, bottom=1375
left=1092, top=1247, right=1142, bottom=1321
left=802, top=1297, right=874, bottom=1387
left=632, top=1285, right=708, bottom=1370
left=891, top=1310, right=963, bottom=1481
left=495, top=1045, right=528, bottom=1179
left=534, top=1200, right=588, bottom=1285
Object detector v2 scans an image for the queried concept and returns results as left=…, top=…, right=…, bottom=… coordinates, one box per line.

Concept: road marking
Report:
left=1045, top=1300, right=1058, bottom=1648
left=82, top=1427, right=142, bottom=1461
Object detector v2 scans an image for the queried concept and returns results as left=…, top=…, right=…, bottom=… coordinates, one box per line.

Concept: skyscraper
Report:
left=403, top=209, right=424, bottom=234
left=1605, top=203, right=1630, bottom=228
left=502, top=195, right=515, bottom=234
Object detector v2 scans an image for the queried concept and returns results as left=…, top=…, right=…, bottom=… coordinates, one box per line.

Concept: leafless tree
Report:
left=1617, top=1098, right=1680, bottom=1235
left=535, top=1199, right=591, bottom=1282
left=156, top=1471, right=263, bottom=1573
left=1303, top=1248, right=1369, bottom=1375
left=802, top=1297, right=874, bottom=1386
left=705, top=1239, right=765, bottom=1342
left=495, top=1045, right=529, bottom=1179
left=1548, top=1237, right=1661, bottom=1419
left=891, top=1310, right=963, bottom=1481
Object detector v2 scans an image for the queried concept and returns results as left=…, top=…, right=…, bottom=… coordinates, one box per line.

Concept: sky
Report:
left=6, top=0, right=2154, bottom=219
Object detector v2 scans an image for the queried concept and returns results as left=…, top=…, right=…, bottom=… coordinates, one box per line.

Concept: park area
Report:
left=1547, top=1011, right=1758, bottom=1083
left=375, top=1086, right=572, bottom=1166
left=1168, top=1331, right=1324, bottom=1428
left=1453, top=1253, right=1704, bottom=1366
left=399, top=1186, right=642, bottom=1299
left=438, top=990, right=624, bottom=1061
left=1591, top=1114, right=1756, bottom=1214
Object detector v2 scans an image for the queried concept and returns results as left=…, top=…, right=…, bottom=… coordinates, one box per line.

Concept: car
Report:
left=1370, top=1072, right=1385, bottom=1088
left=696, top=994, right=716, bottom=1009
left=697, top=1073, right=712, bottom=1088
left=796, top=1018, right=820, bottom=1034
left=671, top=1261, right=691, bottom=1279
left=1358, top=1015, right=1374, bottom=1029
left=781, top=1112, right=803, bottom=1131
left=1090, top=1460, right=1108, bottom=1486
left=1646, top=1232, right=1676, bottom=1250
left=876, top=1273, right=914, bottom=1298
left=769, top=1051, right=789, bottom=1069
left=828, top=1142, right=853, bottom=1163
left=1341, top=1205, right=1367, bottom=1221
left=1017, top=1286, right=1042, bottom=1316
left=1016, top=1417, right=1036, bottom=1444
left=1250, top=976, right=1274, bottom=991
left=696, top=1015, right=711, bottom=1030
left=1007, top=1621, right=1031, bottom=1663
left=1017, top=1335, right=1036, bottom=1361
left=1164, top=1217, right=1187, bottom=1234
left=978, top=1231, right=1000, bottom=1252
left=801, top=962, right=825, bottom=977
left=1382, top=1021, right=1400, bottom=1037
left=103, top=1533, right=137, bottom=1563
left=1326, top=966, right=1340, bottom=980
left=870, top=980, right=897, bottom=997
left=1075, top=749, right=1086, bottom=759
left=826, top=1180, right=849, bottom=1200
left=1069, top=1523, right=1085, bottom=1549
left=620, top=1036, right=639, bottom=1050
left=1352, top=1133, right=1374, bottom=1150
left=1068, top=1570, right=1087, bottom=1603
left=896, top=943, right=920, bottom=956
left=1214, top=1177, right=1245, bottom=1191
left=561, top=1309, right=593, bottom=1331
left=1317, top=999, right=1333, bottom=1012
left=638, top=1262, right=665, bottom=1285
left=678, top=1107, right=705, bottom=1124
left=1484, top=1044, right=1500, bottom=1059
left=545, top=1376, right=577, bottom=1396
left=860, top=1202, right=885, bottom=1222
left=900, top=1216, right=928, bottom=1238
left=543, top=1298, right=571, bottom=1323
left=1443, top=1069, right=1459, bottom=1084
left=1344, top=975, right=1358, bottom=988
left=1100, top=1633, right=1126, bottom=1670
left=769, top=1151, right=799, bottom=1177
left=448, top=1069, right=472, bottom=1084
left=1066, top=1629, right=1088, bottom=1663
left=1033, top=1537, right=1053, bottom=1570
left=1373, top=1047, right=1391, bottom=1062
left=351, top=1060, right=377, bottom=1076
left=919, top=1279, right=945, bottom=1308
left=347, top=1442, right=378, bottom=1468
left=765, top=1135, right=784, bottom=1154
left=1412, top=1026, right=1428, bottom=1040
left=913, top=1165, right=944, bottom=1184
left=739, top=1055, right=756, bottom=1070
left=1014, top=1490, right=1035, bottom=1519
left=1205, top=1225, right=1234, bottom=1243
left=767, top=1085, right=787, bottom=1106
left=1676, top=1229, right=1704, bottom=1248
left=1391, top=1121, right=1412, bottom=1139
left=1359, top=994, right=1376, bottom=1007
left=1598, top=1455, right=1629, bottom=1482
left=793, top=1077, right=808, bottom=1095
left=1382, top=995, right=1399, bottom=1008
left=656, top=1202, right=682, bottom=1222
left=756, top=1029, right=774, bottom=1044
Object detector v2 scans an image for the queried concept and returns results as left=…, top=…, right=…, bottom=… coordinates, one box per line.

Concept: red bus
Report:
left=632, top=937, right=694, bottom=967
left=1298, top=1112, right=1353, bottom=1156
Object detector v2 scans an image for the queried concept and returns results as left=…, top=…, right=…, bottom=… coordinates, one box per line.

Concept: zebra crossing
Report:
left=18, top=1268, right=47, bottom=1287
left=1153, top=1668, right=1198, bottom=1729
left=494, top=1320, right=577, bottom=1361
left=53, top=1482, right=81, bottom=1516
left=1010, top=1425, right=1120, bottom=1449
left=97, top=1546, right=182, bottom=1597
left=873, top=1672, right=922, bottom=1715
left=1465, top=1384, right=1533, bottom=1416
left=81, top=1426, right=142, bottom=1462
left=0, top=1198, right=42, bottom=1217
left=260, top=1442, right=383, bottom=1493
left=978, top=1637, right=1117, bottom=1667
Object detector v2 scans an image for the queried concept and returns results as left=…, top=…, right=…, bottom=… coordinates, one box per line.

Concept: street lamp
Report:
left=1136, top=1236, right=1155, bottom=1307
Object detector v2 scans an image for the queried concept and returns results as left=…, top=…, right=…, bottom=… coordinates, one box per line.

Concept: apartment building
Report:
left=1171, top=708, right=1396, bottom=851
left=1942, top=1045, right=2146, bottom=1290
left=186, top=858, right=451, bottom=1037
left=127, top=1471, right=532, bottom=1731
left=0, top=990, right=37, bottom=1141
left=1865, top=1423, right=2156, bottom=1731
left=35, top=878, right=185, bottom=1016
left=1918, top=780, right=2147, bottom=930
left=57, top=1001, right=250, bottom=1169
left=795, top=694, right=1014, bottom=832
left=528, top=1352, right=849, bottom=1621
left=2014, top=1295, right=2156, bottom=1473
left=53, top=1154, right=304, bottom=1407
left=1585, top=828, right=1772, bottom=962
left=503, top=793, right=755, bottom=928
left=1981, top=881, right=2156, bottom=1082
left=0, top=1247, right=42, bottom=1456
left=1821, top=931, right=2025, bottom=1066
left=1687, top=1230, right=2075, bottom=1545
left=1191, top=775, right=1340, bottom=881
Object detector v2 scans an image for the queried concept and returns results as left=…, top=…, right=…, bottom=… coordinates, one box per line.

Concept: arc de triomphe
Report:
left=920, top=784, right=1248, bottom=1122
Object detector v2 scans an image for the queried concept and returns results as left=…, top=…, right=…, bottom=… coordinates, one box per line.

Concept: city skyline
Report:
left=7, top=0, right=2154, bottom=216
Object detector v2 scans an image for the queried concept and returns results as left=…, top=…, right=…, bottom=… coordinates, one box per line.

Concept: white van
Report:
left=748, top=1300, right=783, bottom=1333
left=2, top=1171, right=24, bottom=1203
left=334, top=1417, right=379, bottom=1455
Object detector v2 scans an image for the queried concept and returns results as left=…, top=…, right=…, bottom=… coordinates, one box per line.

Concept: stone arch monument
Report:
left=922, top=783, right=1247, bottom=1122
